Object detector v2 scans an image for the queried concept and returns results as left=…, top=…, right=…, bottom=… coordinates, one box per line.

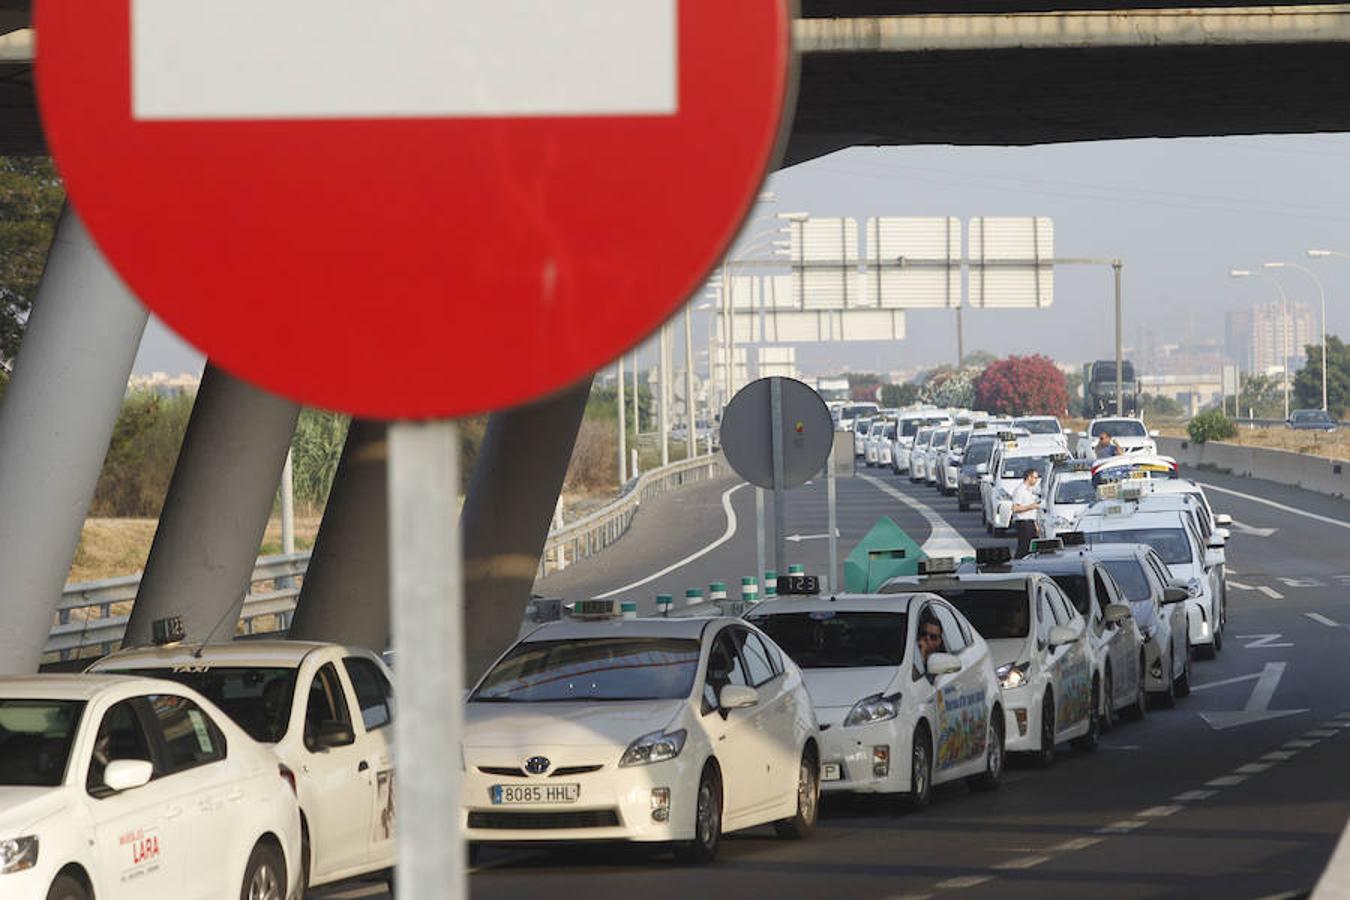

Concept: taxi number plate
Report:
left=491, top=783, right=580, bottom=805
left=821, top=763, right=842, bottom=782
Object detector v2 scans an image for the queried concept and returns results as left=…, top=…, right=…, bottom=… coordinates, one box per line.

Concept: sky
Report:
left=132, top=133, right=1350, bottom=380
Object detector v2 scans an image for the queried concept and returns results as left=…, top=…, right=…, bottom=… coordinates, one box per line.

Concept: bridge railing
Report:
left=539, top=453, right=727, bottom=576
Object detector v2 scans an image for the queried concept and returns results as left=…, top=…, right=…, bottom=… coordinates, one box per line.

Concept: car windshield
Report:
left=1016, top=419, right=1061, bottom=434
left=1101, top=559, right=1152, bottom=604
left=471, top=638, right=701, bottom=702
left=752, top=612, right=908, bottom=669
left=931, top=428, right=950, bottom=446
left=965, top=439, right=995, bottom=466
left=1092, top=419, right=1147, bottom=437
left=1055, top=478, right=1096, bottom=504
left=855, top=419, right=872, bottom=433
left=845, top=405, right=877, bottom=420
left=885, top=425, right=897, bottom=439
left=1089, top=528, right=1193, bottom=565
left=1049, top=575, right=1091, bottom=615
left=927, top=588, right=1030, bottom=639
left=915, top=429, right=932, bottom=445
left=952, top=431, right=971, bottom=450
left=901, top=419, right=922, bottom=437
left=0, top=699, right=84, bottom=787
left=1001, top=457, right=1052, bottom=481
left=115, top=666, right=298, bottom=743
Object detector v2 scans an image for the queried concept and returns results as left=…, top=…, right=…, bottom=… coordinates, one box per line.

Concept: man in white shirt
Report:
left=1009, top=468, right=1043, bottom=558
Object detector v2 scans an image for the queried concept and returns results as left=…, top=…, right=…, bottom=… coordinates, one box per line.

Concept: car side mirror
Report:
left=1214, top=514, right=1232, bottom=527
left=1214, top=528, right=1230, bottom=542
left=1104, top=603, right=1132, bottom=625
left=1162, top=586, right=1188, bottom=605
left=926, top=652, right=962, bottom=676
left=1149, top=429, right=1160, bottom=438
left=1048, top=625, right=1080, bottom=648
left=719, top=685, right=759, bottom=710
left=315, top=719, right=356, bottom=749
left=104, top=758, right=154, bottom=793
left=1204, top=548, right=1224, bottom=569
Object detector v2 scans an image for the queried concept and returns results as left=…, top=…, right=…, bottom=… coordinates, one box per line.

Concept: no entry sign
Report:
left=36, top=0, right=792, bottom=418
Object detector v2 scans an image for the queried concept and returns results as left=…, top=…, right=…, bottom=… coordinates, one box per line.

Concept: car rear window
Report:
left=1088, top=528, right=1192, bottom=565
left=751, top=612, right=908, bottom=669
left=926, top=588, right=1030, bottom=639
left=1054, top=479, right=1096, bottom=504
left=1101, top=559, right=1151, bottom=603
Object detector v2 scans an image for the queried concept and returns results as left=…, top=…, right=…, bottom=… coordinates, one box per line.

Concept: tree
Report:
left=0, top=158, right=66, bottom=363
left=846, top=372, right=883, bottom=402
left=881, top=382, right=920, bottom=408
left=1293, top=334, right=1350, bottom=419
left=1140, top=393, right=1184, bottom=419
left=973, top=355, right=1069, bottom=416
left=1238, top=372, right=1285, bottom=419
left=919, top=366, right=978, bottom=409
left=961, top=349, right=998, bottom=369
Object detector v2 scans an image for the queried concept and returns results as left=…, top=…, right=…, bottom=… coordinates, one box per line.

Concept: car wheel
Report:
left=1212, top=619, right=1224, bottom=653
left=1122, top=653, right=1147, bottom=721
left=46, top=874, right=90, bottom=900
left=240, top=842, right=286, bottom=900
left=1072, top=677, right=1101, bottom=752
left=299, top=818, right=311, bottom=890
left=674, top=765, right=722, bottom=864
left=774, top=747, right=820, bottom=840
left=1174, top=647, right=1192, bottom=697
left=1099, top=668, right=1115, bottom=733
left=1033, top=694, right=1056, bottom=768
left=967, top=714, right=1005, bottom=792
left=905, top=725, right=933, bottom=810
left=1151, top=655, right=1178, bottom=708
left=1195, top=637, right=1217, bottom=661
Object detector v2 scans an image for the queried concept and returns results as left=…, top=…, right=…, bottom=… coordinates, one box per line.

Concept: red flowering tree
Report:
left=974, top=355, right=1069, bottom=416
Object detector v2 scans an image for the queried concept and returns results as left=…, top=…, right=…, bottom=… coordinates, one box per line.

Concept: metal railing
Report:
left=47, top=552, right=311, bottom=662
left=539, top=453, right=728, bottom=576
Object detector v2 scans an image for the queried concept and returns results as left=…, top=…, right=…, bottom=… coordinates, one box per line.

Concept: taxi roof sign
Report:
left=566, top=598, right=621, bottom=620
left=918, top=557, right=958, bottom=575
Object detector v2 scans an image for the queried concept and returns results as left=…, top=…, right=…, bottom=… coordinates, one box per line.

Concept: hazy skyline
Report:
left=133, top=133, right=1350, bottom=382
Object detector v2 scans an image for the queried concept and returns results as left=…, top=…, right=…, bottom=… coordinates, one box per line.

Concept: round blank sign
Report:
left=720, top=378, right=834, bottom=490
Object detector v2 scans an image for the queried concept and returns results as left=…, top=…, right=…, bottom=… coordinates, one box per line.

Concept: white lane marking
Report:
left=1097, top=819, right=1148, bottom=834
left=1198, top=482, right=1350, bottom=530
left=1199, top=662, right=1309, bottom=731
left=1285, top=739, right=1320, bottom=748
left=1339, top=712, right=1350, bottom=720
left=1173, top=790, right=1218, bottom=802
left=1229, top=520, right=1279, bottom=538
left=133, top=0, right=678, bottom=119
left=859, top=474, right=976, bottom=558
left=1324, top=721, right=1350, bottom=729
left=1235, top=763, right=1273, bottom=775
left=1258, top=586, right=1286, bottom=600
left=1138, top=805, right=1184, bottom=817
left=595, top=484, right=748, bottom=600
left=936, top=876, right=993, bottom=889
left=1237, top=633, right=1293, bottom=649
left=1262, top=751, right=1298, bottom=761
left=1229, top=580, right=1256, bottom=591
left=1191, top=672, right=1262, bottom=692
left=994, top=856, right=1052, bottom=870
left=1307, top=730, right=1339, bottom=738
left=1207, top=775, right=1248, bottom=787
left=1047, top=836, right=1104, bottom=852
left=1307, top=613, right=1341, bottom=628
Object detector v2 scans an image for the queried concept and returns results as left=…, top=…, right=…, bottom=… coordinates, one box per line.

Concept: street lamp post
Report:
left=1231, top=268, right=1290, bottom=420
left=1266, top=260, right=1326, bottom=412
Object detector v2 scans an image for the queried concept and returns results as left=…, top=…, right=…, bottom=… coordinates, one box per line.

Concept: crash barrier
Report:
left=539, top=453, right=729, bottom=576
left=47, top=552, right=311, bottom=663
left=1233, top=417, right=1347, bottom=429
left=1158, top=436, right=1347, bottom=498
left=528, top=572, right=774, bottom=624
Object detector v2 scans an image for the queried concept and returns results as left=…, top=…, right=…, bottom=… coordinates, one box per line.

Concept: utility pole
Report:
left=1114, top=260, right=1124, bottom=416
left=684, top=303, right=696, bottom=458
left=659, top=325, right=670, bottom=467
left=616, top=357, right=627, bottom=483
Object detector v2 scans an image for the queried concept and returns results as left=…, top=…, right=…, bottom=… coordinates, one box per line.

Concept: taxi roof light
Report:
left=1029, top=538, right=1064, bottom=554
left=565, top=598, right=622, bottom=620
left=1059, top=531, right=1087, bottom=546
left=975, top=547, right=1012, bottom=567
left=918, top=557, right=958, bottom=575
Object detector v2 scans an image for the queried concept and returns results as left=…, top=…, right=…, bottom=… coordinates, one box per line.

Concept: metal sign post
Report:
left=770, top=378, right=788, bottom=573
left=390, top=421, right=463, bottom=900
left=755, top=488, right=767, bottom=589
left=826, top=458, right=838, bottom=593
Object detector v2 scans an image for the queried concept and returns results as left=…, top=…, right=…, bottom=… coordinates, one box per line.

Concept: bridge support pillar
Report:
left=462, top=378, right=591, bottom=682
left=287, top=419, right=390, bottom=648
left=0, top=208, right=149, bottom=674
left=123, top=364, right=300, bottom=648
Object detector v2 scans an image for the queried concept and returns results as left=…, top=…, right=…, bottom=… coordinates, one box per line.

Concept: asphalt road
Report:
left=316, top=460, right=1350, bottom=900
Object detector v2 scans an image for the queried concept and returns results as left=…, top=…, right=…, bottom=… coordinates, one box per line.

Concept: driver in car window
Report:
left=915, top=612, right=944, bottom=680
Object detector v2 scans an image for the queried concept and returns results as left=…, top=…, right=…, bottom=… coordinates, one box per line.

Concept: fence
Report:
left=48, top=454, right=729, bottom=659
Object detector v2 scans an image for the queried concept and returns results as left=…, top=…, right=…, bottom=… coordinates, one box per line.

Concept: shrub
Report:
left=1188, top=409, right=1237, bottom=444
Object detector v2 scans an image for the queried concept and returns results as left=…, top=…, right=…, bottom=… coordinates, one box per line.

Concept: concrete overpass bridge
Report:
left=0, top=0, right=1348, bottom=679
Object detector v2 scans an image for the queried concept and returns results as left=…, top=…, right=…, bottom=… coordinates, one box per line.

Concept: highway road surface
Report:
left=316, top=462, right=1350, bottom=899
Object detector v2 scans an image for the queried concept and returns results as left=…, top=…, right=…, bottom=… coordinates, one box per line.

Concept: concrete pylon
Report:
left=0, top=207, right=149, bottom=674
left=462, top=378, right=591, bottom=682
left=123, top=364, right=300, bottom=648
left=287, top=419, right=389, bottom=649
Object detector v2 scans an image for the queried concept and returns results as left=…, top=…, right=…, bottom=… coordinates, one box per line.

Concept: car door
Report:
left=699, top=628, right=766, bottom=821
left=342, top=655, right=397, bottom=870
left=84, top=698, right=184, bottom=900
left=301, top=661, right=374, bottom=882
left=1145, top=551, right=1188, bottom=672
left=1045, top=586, right=1092, bottom=736
left=733, top=628, right=798, bottom=805
left=1097, top=567, right=1139, bottom=708
left=928, top=603, right=987, bottom=777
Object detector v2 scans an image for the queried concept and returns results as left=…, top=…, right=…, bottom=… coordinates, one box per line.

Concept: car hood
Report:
left=0, top=786, right=66, bottom=835
left=986, top=638, right=1033, bottom=670
left=801, top=667, right=900, bottom=711
left=463, top=699, right=684, bottom=748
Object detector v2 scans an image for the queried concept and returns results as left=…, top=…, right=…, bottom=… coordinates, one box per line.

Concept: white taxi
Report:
left=1039, top=461, right=1096, bottom=539
left=887, top=565, right=1098, bottom=765
left=747, top=590, right=1004, bottom=809
left=0, top=675, right=302, bottom=900
left=983, top=451, right=1056, bottom=535
left=90, top=641, right=395, bottom=892
left=1076, top=417, right=1159, bottom=460
left=462, top=602, right=821, bottom=863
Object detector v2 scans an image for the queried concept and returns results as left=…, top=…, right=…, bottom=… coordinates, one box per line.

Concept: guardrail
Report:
left=539, top=453, right=728, bottom=576
left=1233, top=417, right=1347, bottom=429
left=47, top=552, right=312, bottom=663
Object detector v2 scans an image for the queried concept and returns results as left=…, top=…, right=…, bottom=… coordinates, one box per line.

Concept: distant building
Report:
left=1225, top=302, right=1316, bottom=374
left=127, top=371, right=200, bottom=397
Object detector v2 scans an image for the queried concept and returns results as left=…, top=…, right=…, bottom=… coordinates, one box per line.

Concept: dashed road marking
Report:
left=1138, top=805, right=1184, bottom=817
left=936, top=876, right=993, bottom=889
left=994, top=856, right=1052, bottom=870
left=1257, top=585, right=1285, bottom=600
left=1285, top=739, right=1320, bottom=748
left=1207, top=775, right=1249, bottom=787
left=1098, top=819, right=1149, bottom=834
left=1262, top=751, right=1298, bottom=761
left=1191, top=672, right=1263, bottom=692
left=1235, top=763, right=1273, bottom=775
left=1307, top=730, right=1339, bottom=738
left=1173, top=790, right=1218, bottom=802
left=1307, top=612, right=1340, bottom=628
left=1047, top=837, right=1104, bottom=852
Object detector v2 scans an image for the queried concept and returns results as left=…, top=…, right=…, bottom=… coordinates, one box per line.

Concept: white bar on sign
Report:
left=132, top=0, right=678, bottom=120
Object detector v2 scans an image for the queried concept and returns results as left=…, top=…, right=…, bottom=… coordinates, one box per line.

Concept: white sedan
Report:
left=747, top=591, right=1005, bottom=809
left=0, top=674, right=302, bottom=900
left=462, top=604, right=821, bottom=862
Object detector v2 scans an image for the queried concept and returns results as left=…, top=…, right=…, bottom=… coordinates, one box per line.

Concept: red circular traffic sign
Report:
left=35, top=1, right=792, bottom=418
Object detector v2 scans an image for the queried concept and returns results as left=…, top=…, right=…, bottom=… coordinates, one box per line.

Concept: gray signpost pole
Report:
left=755, top=488, right=767, bottom=585
left=826, top=457, right=838, bottom=592
left=770, top=378, right=788, bottom=573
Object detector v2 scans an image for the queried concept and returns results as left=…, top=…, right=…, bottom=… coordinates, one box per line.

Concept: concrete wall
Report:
left=1158, top=436, right=1348, bottom=498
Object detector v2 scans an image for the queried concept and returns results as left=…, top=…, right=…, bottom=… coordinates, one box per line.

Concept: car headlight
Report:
left=1187, top=578, right=1204, bottom=599
left=0, top=836, right=38, bottom=874
left=961, top=475, right=975, bottom=485
left=619, top=729, right=687, bottom=767
left=844, top=694, right=899, bottom=727
left=996, top=662, right=1030, bottom=690
left=1051, top=515, right=1073, bottom=528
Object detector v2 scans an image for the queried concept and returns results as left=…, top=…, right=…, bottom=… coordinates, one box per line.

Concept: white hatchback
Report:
left=0, top=674, right=302, bottom=900
left=462, top=609, right=820, bottom=863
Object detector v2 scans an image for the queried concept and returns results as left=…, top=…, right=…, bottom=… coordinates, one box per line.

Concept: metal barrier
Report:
left=47, top=552, right=311, bottom=662
left=539, top=453, right=728, bottom=576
